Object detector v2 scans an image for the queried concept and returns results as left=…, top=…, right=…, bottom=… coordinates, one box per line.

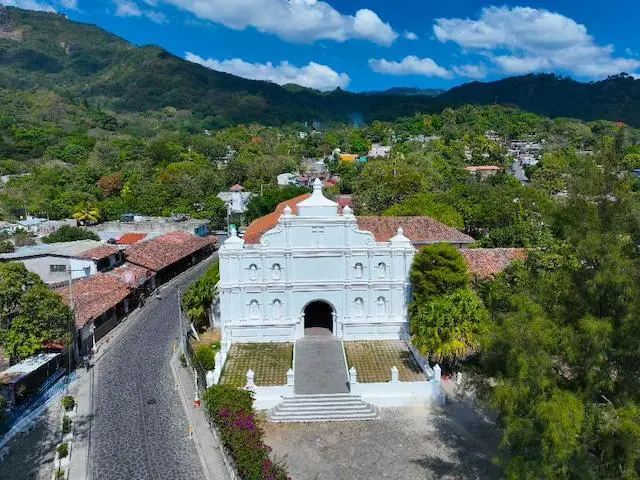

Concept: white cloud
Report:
left=185, top=53, right=350, bottom=91
left=59, top=0, right=77, bottom=9
left=434, top=6, right=640, bottom=78
left=113, top=0, right=167, bottom=23
left=0, top=0, right=56, bottom=11
left=160, top=0, right=398, bottom=45
left=404, top=31, right=418, bottom=41
left=114, top=0, right=141, bottom=16
left=368, top=56, right=451, bottom=79
left=452, top=64, right=487, bottom=79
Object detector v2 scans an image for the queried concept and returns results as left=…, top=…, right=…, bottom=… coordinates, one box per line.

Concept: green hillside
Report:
left=2, top=6, right=640, bottom=127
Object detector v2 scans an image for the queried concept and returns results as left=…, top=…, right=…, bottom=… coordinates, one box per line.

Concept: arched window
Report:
left=248, top=264, right=258, bottom=281
left=272, top=299, right=282, bottom=318
left=377, top=262, right=386, bottom=278
left=249, top=300, right=260, bottom=319
left=377, top=296, right=386, bottom=316
left=354, top=263, right=363, bottom=279
left=272, top=263, right=281, bottom=280
left=354, top=297, right=364, bottom=316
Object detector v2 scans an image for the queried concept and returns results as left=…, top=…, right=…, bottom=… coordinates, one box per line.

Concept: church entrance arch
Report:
left=303, top=300, right=334, bottom=334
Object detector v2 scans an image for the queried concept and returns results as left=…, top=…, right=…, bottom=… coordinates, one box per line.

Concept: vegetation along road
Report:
left=89, top=254, right=218, bottom=480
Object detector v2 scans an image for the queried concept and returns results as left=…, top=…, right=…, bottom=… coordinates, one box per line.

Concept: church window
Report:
left=377, top=262, right=386, bottom=278
left=272, top=263, right=281, bottom=280
left=354, top=297, right=364, bottom=316
left=377, top=297, right=386, bottom=316
left=249, top=300, right=260, bottom=319
left=248, top=264, right=258, bottom=281
left=272, top=299, right=282, bottom=318
left=354, top=263, right=363, bottom=279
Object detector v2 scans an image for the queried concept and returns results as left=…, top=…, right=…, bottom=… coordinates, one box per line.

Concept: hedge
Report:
left=202, top=385, right=289, bottom=480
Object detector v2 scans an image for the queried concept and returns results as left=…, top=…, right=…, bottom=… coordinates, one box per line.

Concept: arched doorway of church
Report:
left=303, top=301, right=333, bottom=334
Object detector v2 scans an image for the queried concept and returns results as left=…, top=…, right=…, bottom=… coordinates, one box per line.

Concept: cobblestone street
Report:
left=90, top=255, right=217, bottom=480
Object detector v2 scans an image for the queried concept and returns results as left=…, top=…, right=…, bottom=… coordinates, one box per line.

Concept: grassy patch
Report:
left=220, top=343, right=293, bottom=387
left=344, top=341, right=424, bottom=383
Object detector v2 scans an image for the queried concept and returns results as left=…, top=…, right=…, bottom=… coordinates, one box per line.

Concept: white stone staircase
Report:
left=267, top=393, right=378, bottom=422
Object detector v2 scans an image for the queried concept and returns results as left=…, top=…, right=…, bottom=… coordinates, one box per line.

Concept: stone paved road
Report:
left=91, top=255, right=217, bottom=480
left=294, top=336, right=348, bottom=394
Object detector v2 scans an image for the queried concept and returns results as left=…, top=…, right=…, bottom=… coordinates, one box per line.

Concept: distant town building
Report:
left=465, top=165, right=501, bottom=180
left=217, top=184, right=254, bottom=215
left=90, top=215, right=210, bottom=238
left=368, top=144, right=392, bottom=158
left=277, top=172, right=301, bottom=187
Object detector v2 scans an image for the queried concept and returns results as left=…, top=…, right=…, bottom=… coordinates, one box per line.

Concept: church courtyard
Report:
left=263, top=387, right=500, bottom=480
left=344, top=340, right=425, bottom=382
left=219, top=343, right=293, bottom=386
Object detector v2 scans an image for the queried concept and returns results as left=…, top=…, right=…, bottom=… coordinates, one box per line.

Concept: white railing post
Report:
left=390, top=366, right=399, bottom=383
left=245, top=369, right=255, bottom=390
left=433, top=364, right=442, bottom=383
left=349, top=366, right=357, bottom=385
left=286, top=368, right=294, bottom=386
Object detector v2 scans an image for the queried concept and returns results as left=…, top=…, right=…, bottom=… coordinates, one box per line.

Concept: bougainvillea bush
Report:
left=203, top=385, right=289, bottom=480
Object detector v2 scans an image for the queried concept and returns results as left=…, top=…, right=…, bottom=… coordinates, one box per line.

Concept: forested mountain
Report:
left=438, top=73, right=640, bottom=125
left=1, top=7, right=640, bottom=126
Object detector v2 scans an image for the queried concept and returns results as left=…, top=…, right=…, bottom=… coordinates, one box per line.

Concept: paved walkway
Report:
left=67, top=254, right=221, bottom=480
left=294, top=335, right=348, bottom=394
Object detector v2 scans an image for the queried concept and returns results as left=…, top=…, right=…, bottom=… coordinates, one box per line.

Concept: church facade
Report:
left=217, top=179, right=417, bottom=343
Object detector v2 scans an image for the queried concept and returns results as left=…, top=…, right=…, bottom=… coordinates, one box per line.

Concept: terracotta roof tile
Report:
left=80, top=244, right=120, bottom=261
left=109, top=262, right=155, bottom=288
left=116, top=233, right=147, bottom=245
left=461, top=248, right=527, bottom=278
left=124, top=231, right=216, bottom=271
left=244, top=194, right=311, bottom=244
left=356, top=217, right=475, bottom=245
left=465, top=165, right=501, bottom=171
left=54, top=274, right=130, bottom=328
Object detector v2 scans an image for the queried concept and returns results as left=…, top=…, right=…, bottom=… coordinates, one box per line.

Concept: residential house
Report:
left=368, top=144, right=392, bottom=158
left=0, top=240, right=125, bottom=285
left=461, top=248, right=527, bottom=279
left=465, top=165, right=501, bottom=180
left=89, top=215, right=210, bottom=238
left=124, top=231, right=217, bottom=285
left=217, top=184, right=254, bottom=215
left=277, top=172, right=301, bottom=187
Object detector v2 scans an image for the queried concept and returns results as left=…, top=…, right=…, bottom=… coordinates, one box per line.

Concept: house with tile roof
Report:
left=125, top=231, right=216, bottom=285
left=0, top=240, right=125, bottom=285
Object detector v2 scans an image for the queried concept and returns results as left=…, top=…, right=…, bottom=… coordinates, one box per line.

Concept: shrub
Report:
left=55, top=468, right=65, bottom=479
left=179, top=353, right=187, bottom=368
left=62, top=415, right=72, bottom=435
left=203, top=385, right=289, bottom=480
left=61, top=396, right=75, bottom=411
left=194, top=345, right=216, bottom=371
left=57, top=443, right=69, bottom=458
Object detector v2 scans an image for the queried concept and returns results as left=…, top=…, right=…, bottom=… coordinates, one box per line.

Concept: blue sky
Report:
left=5, top=0, right=640, bottom=92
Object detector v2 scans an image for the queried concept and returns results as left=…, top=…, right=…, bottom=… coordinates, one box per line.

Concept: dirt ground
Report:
left=263, top=381, right=500, bottom=480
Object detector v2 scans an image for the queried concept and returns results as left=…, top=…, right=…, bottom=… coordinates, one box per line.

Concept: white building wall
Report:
left=218, top=180, right=415, bottom=344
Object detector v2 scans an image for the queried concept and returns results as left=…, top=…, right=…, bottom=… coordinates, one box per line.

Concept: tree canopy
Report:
left=42, top=225, right=100, bottom=244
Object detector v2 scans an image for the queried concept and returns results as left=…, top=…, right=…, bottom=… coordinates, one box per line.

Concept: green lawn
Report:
left=344, top=340, right=425, bottom=383
left=220, top=343, right=293, bottom=387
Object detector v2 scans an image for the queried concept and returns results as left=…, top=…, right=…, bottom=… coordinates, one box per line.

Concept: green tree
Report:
left=409, top=244, right=470, bottom=304
left=0, top=240, right=14, bottom=253
left=42, top=225, right=100, bottom=243
left=383, top=193, right=464, bottom=229
left=182, top=262, right=219, bottom=331
left=72, top=203, right=101, bottom=224
left=411, top=288, right=488, bottom=366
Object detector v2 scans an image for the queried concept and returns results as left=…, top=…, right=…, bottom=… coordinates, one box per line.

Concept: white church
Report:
left=217, top=179, right=475, bottom=344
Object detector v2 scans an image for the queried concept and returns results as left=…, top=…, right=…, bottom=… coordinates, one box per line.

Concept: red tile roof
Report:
left=230, top=184, right=244, bottom=192
left=461, top=248, right=527, bottom=278
left=124, top=231, right=216, bottom=271
left=244, top=194, right=311, bottom=244
left=54, top=274, right=131, bottom=328
left=116, top=233, right=147, bottom=245
left=337, top=195, right=352, bottom=208
left=109, top=262, right=155, bottom=288
left=356, top=217, right=475, bottom=245
left=80, top=244, right=120, bottom=261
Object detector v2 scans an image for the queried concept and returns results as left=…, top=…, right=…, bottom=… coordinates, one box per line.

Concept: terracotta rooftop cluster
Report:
left=125, top=230, right=216, bottom=271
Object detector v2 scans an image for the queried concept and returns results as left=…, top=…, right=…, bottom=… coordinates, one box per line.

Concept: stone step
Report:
left=267, top=393, right=378, bottom=422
